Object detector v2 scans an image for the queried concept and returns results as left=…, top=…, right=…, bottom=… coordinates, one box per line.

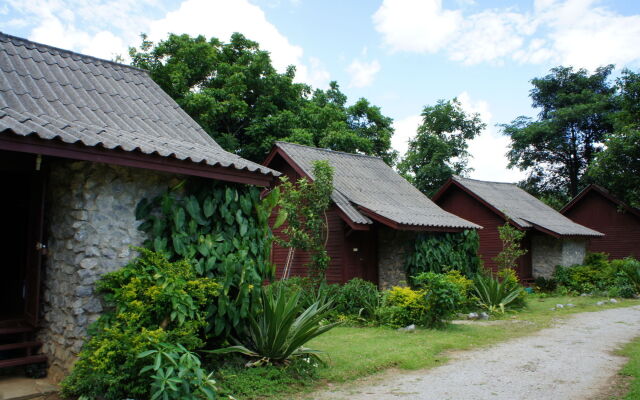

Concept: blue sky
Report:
left=2, top=0, right=640, bottom=182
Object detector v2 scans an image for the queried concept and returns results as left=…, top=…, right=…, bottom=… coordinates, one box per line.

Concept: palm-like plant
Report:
left=473, top=274, right=523, bottom=313
left=208, top=286, right=338, bottom=366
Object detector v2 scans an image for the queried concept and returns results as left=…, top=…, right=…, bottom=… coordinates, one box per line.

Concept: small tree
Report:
left=493, top=219, right=527, bottom=271
left=278, top=160, right=334, bottom=284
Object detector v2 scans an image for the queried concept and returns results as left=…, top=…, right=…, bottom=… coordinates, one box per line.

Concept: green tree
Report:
left=277, top=160, right=334, bottom=284
left=398, top=98, right=485, bottom=196
left=130, top=34, right=396, bottom=164
left=493, top=219, right=527, bottom=271
left=501, top=65, right=616, bottom=201
left=589, top=69, right=640, bottom=207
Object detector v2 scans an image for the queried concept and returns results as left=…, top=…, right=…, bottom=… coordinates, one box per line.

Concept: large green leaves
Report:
left=473, top=274, right=523, bottom=314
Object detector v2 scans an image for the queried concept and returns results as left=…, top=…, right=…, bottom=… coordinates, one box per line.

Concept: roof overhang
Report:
left=0, top=133, right=276, bottom=186
left=357, top=205, right=467, bottom=232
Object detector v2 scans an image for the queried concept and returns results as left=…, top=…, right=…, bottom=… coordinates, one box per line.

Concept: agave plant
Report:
left=473, top=274, right=523, bottom=314
left=208, top=286, right=338, bottom=366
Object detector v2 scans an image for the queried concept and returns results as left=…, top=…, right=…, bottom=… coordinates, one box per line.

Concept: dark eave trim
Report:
left=0, top=133, right=274, bottom=186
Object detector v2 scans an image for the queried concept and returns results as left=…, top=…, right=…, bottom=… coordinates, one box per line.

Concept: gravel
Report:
left=310, top=306, right=640, bottom=400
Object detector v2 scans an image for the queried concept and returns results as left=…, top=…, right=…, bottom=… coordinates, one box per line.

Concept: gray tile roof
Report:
left=0, top=33, right=278, bottom=178
left=452, top=176, right=603, bottom=237
left=275, top=142, right=480, bottom=230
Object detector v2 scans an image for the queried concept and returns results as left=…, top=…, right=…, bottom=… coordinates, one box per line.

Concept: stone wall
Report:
left=531, top=234, right=588, bottom=278
left=377, top=227, right=417, bottom=289
left=40, top=160, right=178, bottom=381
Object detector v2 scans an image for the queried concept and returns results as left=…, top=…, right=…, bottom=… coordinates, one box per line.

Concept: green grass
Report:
left=617, top=337, right=640, bottom=399
left=222, top=295, right=640, bottom=399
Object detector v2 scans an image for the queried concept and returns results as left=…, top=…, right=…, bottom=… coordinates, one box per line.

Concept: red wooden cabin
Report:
left=561, top=184, right=640, bottom=260
left=263, top=142, right=479, bottom=287
left=433, top=176, right=603, bottom=280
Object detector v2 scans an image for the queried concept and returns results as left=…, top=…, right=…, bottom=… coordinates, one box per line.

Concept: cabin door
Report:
left=23, top=172, right=46, bottom=326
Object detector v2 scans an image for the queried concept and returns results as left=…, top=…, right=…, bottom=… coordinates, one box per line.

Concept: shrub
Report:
left=553, top=254, right=639, bottom=296
left=139, top=342, right=217, bottom=400
left=333, top=278, right=380, bottom=318
left=473, top=274, right=523, bottom=314
left=443, top=270, right=475, bottom=310
left=413, top=272, right=464, bottom=327
left=620, top=258, right=640, bottom=293
left=61, top=250, right=219, bottom=400
left=534, top=276, right=557, bottom=293
left=497, top=268, right=527, bottom=308
left=405, top=230, right=481, bottom=281
left=376, top=286, right=427, bottom=328
left=210, top=286, right=338, bottom=365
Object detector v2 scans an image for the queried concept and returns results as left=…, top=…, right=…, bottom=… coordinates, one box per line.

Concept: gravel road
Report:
left=310, top=306, right=640, bottom=400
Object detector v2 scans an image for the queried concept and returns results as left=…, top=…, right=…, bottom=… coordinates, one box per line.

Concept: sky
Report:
left=2, top=0, right=640, bottom=183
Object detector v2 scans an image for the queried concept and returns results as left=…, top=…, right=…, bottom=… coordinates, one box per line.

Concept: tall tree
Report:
left=589, top=69, right=640, bottom=208
left=130, top=33, right=396, bottom=164
left=398, top=98, right=485, bottom=196
left=501, top=65, right=616, bottom=201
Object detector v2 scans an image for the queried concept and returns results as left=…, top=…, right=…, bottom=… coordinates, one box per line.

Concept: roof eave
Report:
left=0, top=133, right=276, bottom=186
left=357, top=205, right=473, bottom=232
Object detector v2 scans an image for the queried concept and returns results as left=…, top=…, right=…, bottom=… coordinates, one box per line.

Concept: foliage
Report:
left=215, top=356, right=318, bottom=399
left=139, top=343, right=218, bottom=400
left=277, top=160, right=334, bottom=283
left=209, top=286, right=339, bottom=365
left=413, top=272, right=465, bottom=327
left=268, top=277, right=340, bottom=311
left=130, top=34, right=397, bottom=164
left=398, top=98, right=485, bottom=196
left=332, top=278, right=380, bottom=318
left=501, top=65, right=616, bottom=201
left=376, top=286, right=427, bottom=328
left=405, top=230, right=481, bottom=282
left=493, top=220, right=527, bottom=271
left=497, top=268, right=527, bottom=308
left=136, top=179, right=278, bottom=339
left=534, top=276, right=558, bottom=293
left=473, top=274, right=524, bottom=313
left=622, top=258, right=640, bottom=293
left=443, top=270, right=475, bottom=310
left=552, top=254, right=639, bottom=297
left=61, top=250, right=220, bottom=400
left=589, top=69, right=640, bottom=208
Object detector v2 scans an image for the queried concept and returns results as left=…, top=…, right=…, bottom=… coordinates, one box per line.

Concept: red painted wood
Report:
left=0, top=354, right=47, bottom=369
left=265, top=152, right=377, bottom=284
left=563, top=190, right=640, bottom=260
left=435, top=185, right=532, bottom=278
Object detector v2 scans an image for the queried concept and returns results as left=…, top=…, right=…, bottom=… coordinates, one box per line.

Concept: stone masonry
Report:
left=531, top=233, right=588, bottom=278
left=40, top=160, right=178, bottom=381
left=377, top=227, right=417, bottom=289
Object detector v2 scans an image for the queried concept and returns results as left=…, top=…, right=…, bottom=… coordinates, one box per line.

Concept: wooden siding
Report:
left=435, top=185, right=532, bottom=278
left=563, top=190, right=640, bottom=260
left=265, top=152, right=377, bottom=284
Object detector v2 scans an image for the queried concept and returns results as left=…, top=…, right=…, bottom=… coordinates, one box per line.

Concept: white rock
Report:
left=566, top=304, right=575, bottom=308
left=610, top=299, right=618, bottom=304
left=556, top=304, right=564, bottom=309
left=467, top=312, right=479, bottom=320
left=479, top=312, right=489, bottom=320
left=596, top=301, right=606, bottom=306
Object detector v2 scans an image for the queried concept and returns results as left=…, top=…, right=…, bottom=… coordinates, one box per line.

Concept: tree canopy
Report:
left=130, top=33, right=396, bottom=164
left=398, top=98, right=485, bottom=196
left=501, top=65, right=616, bottom=202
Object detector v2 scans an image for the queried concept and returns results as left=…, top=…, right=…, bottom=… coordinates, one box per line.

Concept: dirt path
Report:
left=309, top=306, right=640, bottom=400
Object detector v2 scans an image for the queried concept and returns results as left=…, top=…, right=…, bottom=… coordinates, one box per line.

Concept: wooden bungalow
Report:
left=263, top=142, right=480, bottom=288
left=561, top=184, right=640, bottom=260
left=432, top=176, right=603, bottom=280
left=0, top=33, right=278, bottom=380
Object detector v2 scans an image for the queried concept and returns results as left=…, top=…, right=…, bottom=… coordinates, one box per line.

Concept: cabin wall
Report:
left=530, top=234, right=588, bottom=278
left=563, top=191, right=640, bottom=259
left=435, top=185, right=522, bottom=274
left=40, top=160, right=178, bottom=381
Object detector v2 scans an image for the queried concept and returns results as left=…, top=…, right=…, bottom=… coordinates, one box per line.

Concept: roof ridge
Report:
left=275, top=141, right=385, bottom=161
left=454, top=175, right=517, bottom=186
left=0, top=32, right=149, bottom=74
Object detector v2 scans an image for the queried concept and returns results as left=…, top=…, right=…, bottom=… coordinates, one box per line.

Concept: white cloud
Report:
left=392, top=114, right=422, bottom=156
left=346, top=59, right=381, bottom=88
left=373, top=0, right=640, bottom=69
left=458, top=92, right=526, bottom=182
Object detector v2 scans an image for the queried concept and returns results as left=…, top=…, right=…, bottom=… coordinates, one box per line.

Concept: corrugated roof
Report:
left=452, top=176, right=603, bottom=237
left=275, top=142, right=480, bottom=230
left=0, top=32, right=278, bottom=178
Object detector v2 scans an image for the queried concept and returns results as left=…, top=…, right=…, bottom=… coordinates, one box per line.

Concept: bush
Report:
left=534, top=276, right=557, bottom=293
left=61, top=250, right=219, bottom=400
left=473, top=273, right=524, bottom=314
left=210, top=286, right=338, bottom=366
left=376, top=286, right=427, bottom=328
left=443, top=270, right=475, bottom=310
left=497, top=268, right=527, bottom=308
left=413, top=272, right=465, bottom=327
left=333, top=278, right=380, bottom=318
left=553, top=254, right=639, bottom=296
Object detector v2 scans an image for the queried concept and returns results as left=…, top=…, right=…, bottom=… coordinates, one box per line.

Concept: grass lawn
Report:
left=616, top=336, right=640, bottom=399
left=223, top=295, right=640, bottom=399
